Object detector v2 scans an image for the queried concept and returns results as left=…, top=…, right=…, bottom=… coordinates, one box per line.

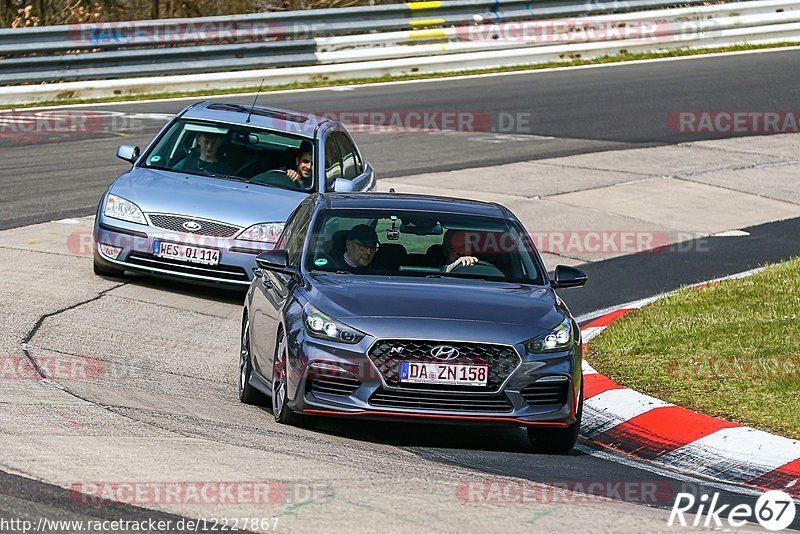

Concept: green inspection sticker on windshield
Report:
left=314, top=258, right=328, bottom=266
left=150, top=155, right=161, bottom=162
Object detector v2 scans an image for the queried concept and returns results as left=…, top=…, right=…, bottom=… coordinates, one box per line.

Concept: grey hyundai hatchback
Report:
left=240, top=193, right=588, bottom=453
left=93, top=101, right=375, bottom=287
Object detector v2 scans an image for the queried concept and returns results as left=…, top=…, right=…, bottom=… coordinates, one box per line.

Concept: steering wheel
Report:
left=449, top=260, right=504, bottom=277
left=234, top=160, right=263, bottom=178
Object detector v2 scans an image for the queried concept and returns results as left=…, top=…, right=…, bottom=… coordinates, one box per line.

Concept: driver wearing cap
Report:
left=342, top=224, right=379, bottom=268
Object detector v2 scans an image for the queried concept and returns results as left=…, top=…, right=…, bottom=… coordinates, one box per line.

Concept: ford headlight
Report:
left=238, top=222, right=285, bottom=244
left=303, top=303, right=364, bottom=344
left=525, top=318, right=575, bottom=353
left=104, top=194, right=146, bottom=224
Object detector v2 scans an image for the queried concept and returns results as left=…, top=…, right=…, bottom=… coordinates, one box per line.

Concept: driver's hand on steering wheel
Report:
left=445, top=256, right=479, bottom=273
left=286, top=169, right=301, bottom=182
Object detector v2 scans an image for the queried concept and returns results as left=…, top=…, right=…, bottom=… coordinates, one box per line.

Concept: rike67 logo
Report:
left=669, top=490, right=796, bottom=531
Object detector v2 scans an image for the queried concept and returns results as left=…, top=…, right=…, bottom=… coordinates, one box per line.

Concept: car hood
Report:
left=109, top=168, right=308, bottom=227
left=304, top=274, right=566, bottom=340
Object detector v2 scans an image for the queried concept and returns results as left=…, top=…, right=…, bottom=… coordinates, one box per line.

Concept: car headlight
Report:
left=525, top=318, right=575, bottom=353
left=103, top=194, right=146, bottom=224
left=303, top=303, right=364, bottom=344
left=238, top=222, right=285, bottom=244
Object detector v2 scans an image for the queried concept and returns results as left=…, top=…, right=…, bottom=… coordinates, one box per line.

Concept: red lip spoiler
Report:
left=303, top=409, right=569, bottom=427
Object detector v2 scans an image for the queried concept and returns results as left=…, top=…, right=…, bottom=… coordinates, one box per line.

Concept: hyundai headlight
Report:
left=238, top=222, right=285, bottom=244
left=525, top=318, right=575, bottom=353
left=103, top=194, right=146, bottom=224
left=303, top=303, right=364, bottom=344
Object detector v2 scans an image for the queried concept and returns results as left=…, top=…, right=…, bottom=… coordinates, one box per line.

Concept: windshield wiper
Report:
left=205, top=173, right=248, bottom=182
left=144, top=165, right=180, bottom=173
left=144, top=166, right=245, bottom=182
left=426, top=272, right=497, bottom=282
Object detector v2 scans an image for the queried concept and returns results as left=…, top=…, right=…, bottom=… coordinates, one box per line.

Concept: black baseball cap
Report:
left=346, top=224, right=378, bottom=245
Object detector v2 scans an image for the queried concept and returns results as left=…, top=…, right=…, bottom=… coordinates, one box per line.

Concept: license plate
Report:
left=399, top=361, right=488, bottom=386
left=153, top=240, right=220, bottom=266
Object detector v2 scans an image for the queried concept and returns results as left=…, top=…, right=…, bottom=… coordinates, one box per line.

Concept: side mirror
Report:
left=552, top=265, right=587, bottom=289
left=333, top=178, right=356, bottom=193
left=116, top=144, right=140, bottom=163
left=255, top=250, right=297, bottom=276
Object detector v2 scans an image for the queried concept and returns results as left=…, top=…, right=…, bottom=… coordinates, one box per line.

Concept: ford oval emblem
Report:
left=430, top=345, right=460, bottom=360
left=182, top=220, right=202, bottom=232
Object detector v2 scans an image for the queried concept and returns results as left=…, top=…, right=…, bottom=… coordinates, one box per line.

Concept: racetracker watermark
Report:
left=456, top=18, right=672, bottom=44
left=456, top=479, right=675, bottom=505
left=69, top=481, right=330, bottom=507
left=256, top=110, right=548, bottom=135
left=0, top=111, right=148, bottom=144
left=667, top=111, right=800, bottom=135
left=71, top=232, right=275, bottom=257
left=530, top=231, right=673, bottom=256
left=0, top=354, right=105, bottom=381
left=668, top=355, right=800, bottom=381
left=312, top=111, right=492, bottom=134
left=68, top=21, right=286, bottom=45
left=450, top=230, right=705, bottom=256
left=82, top=229, right=709, bottom=261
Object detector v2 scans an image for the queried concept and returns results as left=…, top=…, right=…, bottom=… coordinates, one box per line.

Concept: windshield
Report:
left=141, top=119, right=315, bottom=192
left=305, top=210, right=545, bottom=284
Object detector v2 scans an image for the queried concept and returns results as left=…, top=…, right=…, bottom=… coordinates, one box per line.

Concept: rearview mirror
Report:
left=116, top=144, right=140, bottom=163
left=333, top=178, right=356, bottom=192
left=552, top=265, right=587, bottom=289
left=256, top=250, right=289, bottom=269
left=255, top=250, right=298, bottom=277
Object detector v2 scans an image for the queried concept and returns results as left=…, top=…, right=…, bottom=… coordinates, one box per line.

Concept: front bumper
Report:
left=286, top=332, right=582, bottom=427
left=93, top=215, right=273, bottom=287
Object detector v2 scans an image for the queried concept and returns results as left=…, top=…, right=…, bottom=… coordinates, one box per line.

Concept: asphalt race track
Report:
left=2, top=49, right=800, bottom=531
left=4, top=48, right=800, bottom=230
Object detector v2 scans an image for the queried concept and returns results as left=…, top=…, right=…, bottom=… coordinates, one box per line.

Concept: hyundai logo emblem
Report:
left=430, top=345, right=460, bottom=360
left=182, top=221, right=202, bottom=232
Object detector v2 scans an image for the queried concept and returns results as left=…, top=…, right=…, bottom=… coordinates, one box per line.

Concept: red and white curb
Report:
left=578, top=268, right=800, bottom=497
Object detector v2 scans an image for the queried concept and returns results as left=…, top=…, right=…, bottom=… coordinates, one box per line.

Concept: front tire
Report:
left=527, top=386, right=582, bottom=454
left=271, top=330, right=317, bottom=428
left=239, top=319, right=268, bottom=405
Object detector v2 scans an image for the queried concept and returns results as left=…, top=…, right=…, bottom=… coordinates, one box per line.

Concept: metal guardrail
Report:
left=0, top=0, right=598, bottom=52
left=0, top=0, right=706, bottom=50
left=0, top=0, right=712, bottom=84
left=1, top=0, right=800, bottom=104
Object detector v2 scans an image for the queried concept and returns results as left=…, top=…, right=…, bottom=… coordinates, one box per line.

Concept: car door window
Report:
left=278, top=203, right=311, bottom=252
left=333, top=132, right=362, bottom=180
left=324, top=134, right=343, bottom=188
left=285, top=205, right=313, bottom=266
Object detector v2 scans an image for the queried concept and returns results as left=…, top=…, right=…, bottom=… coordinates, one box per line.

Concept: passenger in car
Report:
left=174, top=132, right=234, bottom=175
left=251, top=141, right=313, bottom=191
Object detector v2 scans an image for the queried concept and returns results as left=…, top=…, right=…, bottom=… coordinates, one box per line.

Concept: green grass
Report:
left=588, top=258, right=800, bottom=439
left=5, top=41, right=800, bottom=109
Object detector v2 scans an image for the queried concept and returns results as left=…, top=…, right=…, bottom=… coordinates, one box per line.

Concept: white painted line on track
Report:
left=4, top=46, right=800, bottom=113
left=580, top=326, right=607, bottom=343
left=574, top=443, right=769, bottom=499
left=583, top=388, right=673, bottom=436
left=581, top=359, right=599, bottom=375
left=655, top=427, right=800, bottom=482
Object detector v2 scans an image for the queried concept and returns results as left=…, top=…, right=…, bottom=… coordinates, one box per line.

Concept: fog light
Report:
left=98, top=243, right=122, bottom=259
